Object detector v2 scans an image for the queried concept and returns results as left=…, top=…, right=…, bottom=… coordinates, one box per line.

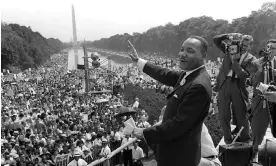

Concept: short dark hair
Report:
left=242, top=35, right=254, bottom=45
left=189, top=36, right=209, bottom=55
left=267, top=39, right=276, bottom=44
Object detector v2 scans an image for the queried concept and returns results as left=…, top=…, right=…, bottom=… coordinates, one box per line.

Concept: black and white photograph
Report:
left=1, top=0, right=276, bottom=166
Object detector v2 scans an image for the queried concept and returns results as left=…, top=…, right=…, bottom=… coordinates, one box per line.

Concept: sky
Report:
left=1, top=0, right=268, bottom=42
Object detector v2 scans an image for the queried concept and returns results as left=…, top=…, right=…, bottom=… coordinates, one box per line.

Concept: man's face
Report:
left=241, top=40, right=251, bottom=53
left=133, top=142, right=137, bottom=148
left=267, top=42, right=276, bottom=58
left=178, top=38, right=204, bottom=71
left=11, top=116, right=17, bottom=121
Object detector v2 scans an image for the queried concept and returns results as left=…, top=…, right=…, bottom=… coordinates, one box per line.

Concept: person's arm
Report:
left=138, top=59, right=182, bottom=87
left=250, top=58, right=265, bottom=87
left=231, top=56, right=256, bottom=80
left=128, top=41, right=181, bottom=87
left=213, top=34, right=229, bottom=53
left=139, top=148, right=145, bottom=159
left=143, top=84, right=210, bottom=144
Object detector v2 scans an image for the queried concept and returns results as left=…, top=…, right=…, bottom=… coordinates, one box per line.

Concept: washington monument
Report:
left=72, top=4, right=78, bottom=69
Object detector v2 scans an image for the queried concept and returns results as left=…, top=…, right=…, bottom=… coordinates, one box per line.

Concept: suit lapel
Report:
left=240, top=52, right=248, bottom=65
left=167, top=67, right=206, bottom=98
left=185, top=67, right=206, bottom=83
left=222, top=56, right=232, bottom=76
left=167, top=72, right=186, bottom=98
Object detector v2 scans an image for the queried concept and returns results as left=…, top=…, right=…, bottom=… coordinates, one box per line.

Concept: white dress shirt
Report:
left=201, top=124, right=218, bottom=157
left=93, top=138, right=102, bottom=147
left=132, top=146, right=144, bottom=160
left=67, top=158, right=87, bottom=166
left=114, top=131, right=122, bottom=141
left=132, top=101, right=139, bottom=108
left=179, top=65, right=205, bottom=85
left=100, top=145, right=111, bottom=156
left=271, top=57, right=275, bottom=82
left=121, top=137, right=134, bottom=150
left=137, top=121, right=151, bottom=128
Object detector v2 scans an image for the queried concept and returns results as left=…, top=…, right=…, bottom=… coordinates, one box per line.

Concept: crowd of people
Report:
left=1, top=51, right=158, bottom=166
left=4, top=33, right=273, bottom=166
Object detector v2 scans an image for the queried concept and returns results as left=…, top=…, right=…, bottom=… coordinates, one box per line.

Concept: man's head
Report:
left=73, top=149, right=81, bottom=161
left=266, top=39, right=276, bottom=58
left=102, top=138, right=108, bottom=146
left=11, top=114, right=17, bottom=121
left=178, top=36, right=208, bottom=71
left=241, top=35, right=253, bottom=54
left=133, top=141, right=138, bottom=149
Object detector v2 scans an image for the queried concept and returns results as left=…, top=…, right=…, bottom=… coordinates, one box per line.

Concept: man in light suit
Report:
left=213, top=34, right=256, bottom=144
left=128, top=36, right=212, bottom=166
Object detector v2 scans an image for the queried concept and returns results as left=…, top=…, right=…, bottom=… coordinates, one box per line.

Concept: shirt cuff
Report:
left=137, top=58, right=147, bottom=71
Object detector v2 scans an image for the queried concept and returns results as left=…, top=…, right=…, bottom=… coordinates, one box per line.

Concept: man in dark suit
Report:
left=249, top=39, right=276, bottom=161
left=213, top=34, right=256, bottom=144
left=128, top=36, right=212, bottom=166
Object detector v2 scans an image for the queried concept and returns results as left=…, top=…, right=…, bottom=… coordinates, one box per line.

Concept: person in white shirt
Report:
left=199, top=124, right=221, bottom=166
left=132, top=98, right=139, bottom=109
left=82, top=146, right=93, bottom=164
left=99, top=139, right=111, bottom=166
left=121, top=135, right=134, bottom=166
left=137, top=115, right=151, bottom=128
left=132, top=141, right=144, bottom=166
left=93, top=135, right=102, bottom=147
left=114, top=130, right=122, bottom=141
left=67, top=149, right=87, bottom=166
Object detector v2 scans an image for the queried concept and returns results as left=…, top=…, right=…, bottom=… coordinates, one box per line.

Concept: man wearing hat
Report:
left=99, top=138, right=111, bottom=166
left=82, top=146, right=93, bottom=164
left=67, top=149, right=87, bottom=166
left=132, top=141, right=144, bottom=166
left=121, top=134, right=134, bottom=166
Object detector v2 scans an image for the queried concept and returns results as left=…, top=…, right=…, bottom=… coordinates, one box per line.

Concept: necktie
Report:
left=127, top=138, right=129, bottom=150
left=231, top=58, right=240, bottom=80
left=268, top=61, right=272, bottom=82
left=179, top=73, right=187, bottom=86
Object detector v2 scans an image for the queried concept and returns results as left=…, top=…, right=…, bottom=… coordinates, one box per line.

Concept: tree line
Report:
left=1, top=22, right=70, bottom=72
left=88, top=2, right=276, bottom=61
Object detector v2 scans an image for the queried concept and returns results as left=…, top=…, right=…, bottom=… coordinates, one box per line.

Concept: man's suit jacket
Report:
left=142, top=62, right=212, bottom=166
left=213, top=34, right=257, bottom=104
left=250, top=57, right=276, bottom=137
left=250, top=57, right=276, bottom=110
